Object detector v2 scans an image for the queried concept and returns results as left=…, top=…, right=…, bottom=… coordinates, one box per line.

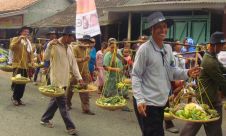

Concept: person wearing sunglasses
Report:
left=132, top=12, right=202, bottom=136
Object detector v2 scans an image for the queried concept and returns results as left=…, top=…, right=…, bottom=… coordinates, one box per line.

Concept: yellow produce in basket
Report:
left=123, top=78, right=132, bottom=84
left=11, top=74, right=30, bottom=84
left=172, top=103, right=220, bottom=122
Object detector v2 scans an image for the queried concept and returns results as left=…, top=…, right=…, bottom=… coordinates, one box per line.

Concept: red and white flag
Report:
left=75, top=0, right=101, bottom=38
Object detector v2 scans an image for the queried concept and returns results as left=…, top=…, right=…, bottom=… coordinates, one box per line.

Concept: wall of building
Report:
left=24, top=0, right=71, bottom=26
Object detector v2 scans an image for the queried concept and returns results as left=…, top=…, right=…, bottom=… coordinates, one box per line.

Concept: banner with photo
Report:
left=75, top=0, right=101, bottom=38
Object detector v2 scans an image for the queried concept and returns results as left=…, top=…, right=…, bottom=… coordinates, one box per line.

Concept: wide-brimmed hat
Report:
left=18, top=26, right=32, bottom=35
left=145, top=12, right=173, bottom=29
left=210, top=32, right=226, bottom=45
left=62, top=26, right=75, bottom=35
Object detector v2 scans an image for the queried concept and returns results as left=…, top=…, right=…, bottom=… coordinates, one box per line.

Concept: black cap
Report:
left=47, top=28, right=58, bottom=35
left=62, top=26, right=75, bottom=35
left=18, top=26, right=32, bottom=35
left=79, top=35, right=94, bottom=43
left=210, top=32, right=226, bottom=45
left=145, top=12, right=173, bottom=29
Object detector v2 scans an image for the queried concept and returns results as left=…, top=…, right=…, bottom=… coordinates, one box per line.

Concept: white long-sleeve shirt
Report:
left=44, top=39, right=82, bottom=87
left=132, top=37, right=189, bottom=106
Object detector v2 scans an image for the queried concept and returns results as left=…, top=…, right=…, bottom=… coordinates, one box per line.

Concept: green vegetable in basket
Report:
left=74, top=84, right=88, bottom=90
left=207, top=109, right=219, bottom=118
left=200, top=104, right=210, bottom=111
left=97, top=96, right=127, bottom=106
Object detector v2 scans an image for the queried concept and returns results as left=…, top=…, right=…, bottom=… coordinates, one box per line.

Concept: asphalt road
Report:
left=0, top=70, right=225, bottom=136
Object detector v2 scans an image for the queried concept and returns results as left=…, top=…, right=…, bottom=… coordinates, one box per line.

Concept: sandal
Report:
left=11, top=97, right=19, bottom=106
left=121, top=107, right=133, bottom=112
left=166, top=127, right=179, bottom=133
left=66, top=128, right=78, bottom=135
left=83, top=111, right=95, bottom=115
left=18, top=100, right=26, bottom=106
left=40, top=121, right=54, bottom=128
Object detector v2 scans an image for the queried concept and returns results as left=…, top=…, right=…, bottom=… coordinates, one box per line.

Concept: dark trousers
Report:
left=133, top=97, right=165, bottom=136
left=46, top=73, right=51, bottom=85
left=164, top=100, right=175, bottom=129
left=180, top=103, right=222, bottom=136
left=66, top=76, right=90, bottom=112
left=41, top=94, right=75, bottom=129
left=33, top=67, right=40, bottom=82
left=12, top=68, right=27, bottom=101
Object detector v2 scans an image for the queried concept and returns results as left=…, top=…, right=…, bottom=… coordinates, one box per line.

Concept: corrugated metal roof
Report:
left=115, top=0, right=226, bottom=7
left=104, top=0, right=226, bottom=12
left=0, top=0, right=39, bottom=13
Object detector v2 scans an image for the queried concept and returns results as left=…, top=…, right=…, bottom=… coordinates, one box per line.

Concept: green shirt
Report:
left=102, top=51, right=123, bottom=97
left=103, top=51, right=123, bottom=69
left=199, top=52, right=226, bottom=104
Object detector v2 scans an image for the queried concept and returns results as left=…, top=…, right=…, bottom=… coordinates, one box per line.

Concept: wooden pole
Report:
left=127, top=12, right=132, bottom=40
left=223, top=5, right=226, bottom=38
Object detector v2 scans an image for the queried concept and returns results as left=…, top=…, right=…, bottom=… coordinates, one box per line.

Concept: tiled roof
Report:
left=95, top=0, right=129, bottom=8
left=31, top=4, right=76, bottom=27
left=31, top=3, right=107, bottom=27
left=0, top=0, right=39, bottom=13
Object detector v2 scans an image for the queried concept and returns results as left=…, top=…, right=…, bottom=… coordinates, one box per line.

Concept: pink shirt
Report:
left=96, top=50, right=104, bottom=68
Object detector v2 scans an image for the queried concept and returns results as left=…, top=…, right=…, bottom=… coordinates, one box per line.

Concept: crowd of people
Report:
left=2, top=11, right=226, bottom=136
left=5, top=24, right=141, bottom=135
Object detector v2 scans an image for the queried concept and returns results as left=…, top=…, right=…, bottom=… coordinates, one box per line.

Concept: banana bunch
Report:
left=123, top=78, right=131, bottom=84
left=117, top=82, right=126, bottom=89
left=0, top=48, right=8, bottom=57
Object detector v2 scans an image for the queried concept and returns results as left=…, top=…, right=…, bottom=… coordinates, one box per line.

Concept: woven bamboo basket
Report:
left=0, top=65, right=13, bottom=72
left=74, top=83, right=98, bottom=93
left=171, top=113, right=220, bottom=123
left=95, top=101, right=127, bottom=111
left=77, top=84, right=98, bottom=93
left=11, top=77, right=31, bottom=84
left=164, top=112, right=175, bottom=120
left=34, top=63, right=44, bottom=68
left=39, top=86, right=65, bottom=97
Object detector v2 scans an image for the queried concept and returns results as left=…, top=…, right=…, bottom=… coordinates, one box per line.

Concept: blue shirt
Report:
left=89, top=47, right=96, bottom=72
left=132, top=37, right=189, bottom=106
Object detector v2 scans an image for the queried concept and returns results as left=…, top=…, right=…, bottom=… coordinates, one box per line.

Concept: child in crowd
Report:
left=95, top=42, right=108, bottom=94
left=122, top=48, right=133, bottom=78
